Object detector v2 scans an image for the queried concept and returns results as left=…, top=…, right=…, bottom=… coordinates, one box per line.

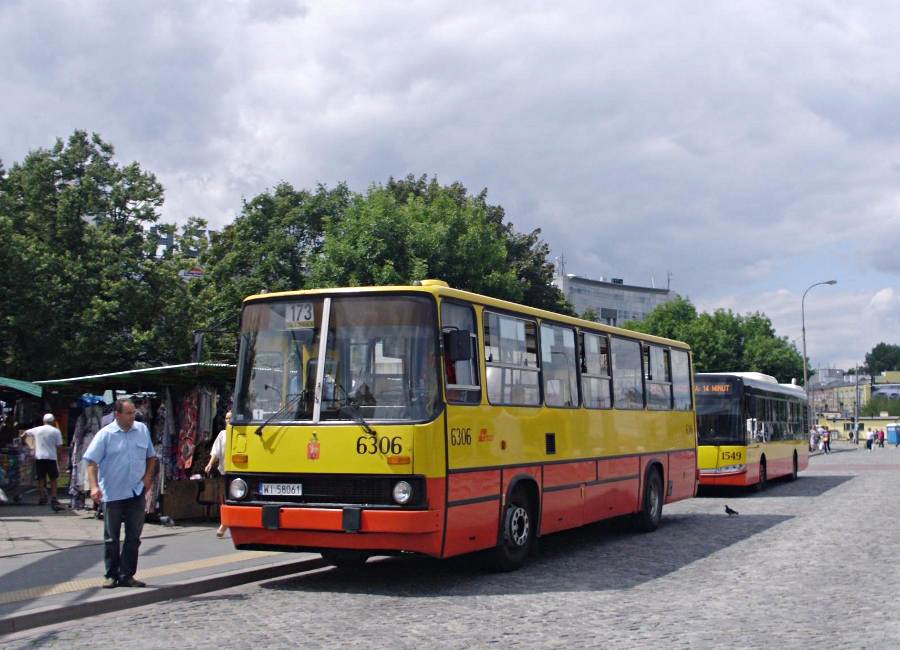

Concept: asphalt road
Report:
left=6, top=443, right=900, bottom=649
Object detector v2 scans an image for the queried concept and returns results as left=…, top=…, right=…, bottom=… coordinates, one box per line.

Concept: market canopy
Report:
left=34, top=363, right=236, bottom=393
left=0, top=376, right=44, bottom=398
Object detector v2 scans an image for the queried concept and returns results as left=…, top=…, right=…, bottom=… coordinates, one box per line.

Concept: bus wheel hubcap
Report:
left=508, top=506, right=529, bottom=546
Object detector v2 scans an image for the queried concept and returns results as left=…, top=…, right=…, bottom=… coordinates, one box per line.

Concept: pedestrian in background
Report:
left=866, top=429, right=875, bottom=451
left=20, top=413, right=64, bottom=510
left=877, top=428, right=885, bottom=448
left=84, top=398, right=157, bottom=589
left=822, top=429, right=831, bottom=454
left=204, top=411, right=231, bottom=538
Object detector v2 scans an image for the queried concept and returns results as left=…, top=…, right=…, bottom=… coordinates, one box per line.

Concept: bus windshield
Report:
left=695, top=380, right=744, bottom=444
left=234, top=294, right=440, bottom=424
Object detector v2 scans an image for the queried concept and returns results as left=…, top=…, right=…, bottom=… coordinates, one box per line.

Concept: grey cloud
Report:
left=4, top=1, right=900, bottom=365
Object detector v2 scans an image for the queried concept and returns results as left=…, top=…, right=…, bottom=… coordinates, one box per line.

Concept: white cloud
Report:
left=701, top=285, right=900, bottom=369
left=3, top=1, right=900, bottom=365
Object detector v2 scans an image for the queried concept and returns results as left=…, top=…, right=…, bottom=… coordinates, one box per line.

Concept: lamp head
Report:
left=825, top=280, right=837, bottom=285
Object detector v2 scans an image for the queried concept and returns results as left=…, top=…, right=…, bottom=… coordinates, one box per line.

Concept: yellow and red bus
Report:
left=696, top=372, right=809, bottom=489
left=221, top=281, right=697, bottom=570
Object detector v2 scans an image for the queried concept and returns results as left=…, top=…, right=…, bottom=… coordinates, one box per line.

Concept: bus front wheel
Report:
left=490, top=488, right=535, bottom=572
left=321, top=549, right=370, bottom=569
left=633, top=468, right=663, bottom=533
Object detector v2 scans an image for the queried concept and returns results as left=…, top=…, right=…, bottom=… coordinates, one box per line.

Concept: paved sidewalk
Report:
left=0, top=500, right=322, bottom=635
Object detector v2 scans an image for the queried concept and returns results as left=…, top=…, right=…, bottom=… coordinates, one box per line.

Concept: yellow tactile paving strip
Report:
left=0, top=550, right=281, bottom=605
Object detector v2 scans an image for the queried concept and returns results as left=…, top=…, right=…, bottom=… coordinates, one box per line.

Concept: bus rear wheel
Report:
left=633, top=468, right=663, bottom=532
left=321, top=549, right=370, bottom=569
left=490, top=488, right=535, bottom=572
left=788, top=453, right=798, bottom=481
left=754, top=459, right=768, bottom=492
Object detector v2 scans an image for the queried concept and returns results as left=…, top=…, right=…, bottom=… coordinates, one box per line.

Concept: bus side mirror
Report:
left=444, top=329, right=472, bottom=362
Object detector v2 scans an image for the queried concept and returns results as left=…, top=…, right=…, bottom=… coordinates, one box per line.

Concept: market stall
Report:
left=0, top=376, right=46, bottom=504
left=35, top=363, right=235, bottom=520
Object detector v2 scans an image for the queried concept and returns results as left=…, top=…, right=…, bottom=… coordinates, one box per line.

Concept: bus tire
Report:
left=633, top=467, right=663, bottom=533
left=754, top=458, right=767, bottom=492
left=490, top=487, right=535, bottom=572
left=788, top=452, right=798, bottom=481
left=321, top=549, right=369, bottom=569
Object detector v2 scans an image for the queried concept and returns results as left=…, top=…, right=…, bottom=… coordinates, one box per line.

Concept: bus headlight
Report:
left=229, top=478, right=249, bottom=500
left=392, top=480, right=413, bottom=505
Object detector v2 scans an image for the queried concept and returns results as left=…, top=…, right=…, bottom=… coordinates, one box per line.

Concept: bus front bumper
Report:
left=221, top=504, right=443, bottom=555
left=699, top=467, right=748, bottom=486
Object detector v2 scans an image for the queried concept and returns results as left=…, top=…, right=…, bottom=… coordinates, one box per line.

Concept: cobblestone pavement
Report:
left=6, top=443, right=900, bottom=649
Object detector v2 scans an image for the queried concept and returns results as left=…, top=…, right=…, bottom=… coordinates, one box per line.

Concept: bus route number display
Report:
left=286, top=302, right=315, bottom=329
left=695, top=383, right=732, bottom=394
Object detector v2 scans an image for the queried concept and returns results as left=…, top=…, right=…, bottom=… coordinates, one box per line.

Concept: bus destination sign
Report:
left=695, top=383, right=733, bottom=394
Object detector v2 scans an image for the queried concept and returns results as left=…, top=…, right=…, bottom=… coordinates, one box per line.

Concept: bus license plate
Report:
left=260, top=483, right=303, bottom=496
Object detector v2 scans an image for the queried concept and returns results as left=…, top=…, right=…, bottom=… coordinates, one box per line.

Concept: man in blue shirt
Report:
left=84, top=398, right=157, bottom=588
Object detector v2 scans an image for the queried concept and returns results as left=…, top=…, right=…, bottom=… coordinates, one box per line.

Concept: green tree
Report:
left=311, top=175, right=572, bottom=314
left=861, top=396, right=900, bottom=417
left=0, top=131, right=189, bottom=378
left=192, top=182, right=352, bottom=360
left=623, top=299, right=805, bottom=382
left=864, top=343, right=900, bottom=374
left=581, top=307, right=600, bottom=322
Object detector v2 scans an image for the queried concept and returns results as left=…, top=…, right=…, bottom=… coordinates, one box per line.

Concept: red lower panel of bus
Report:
left=440, top=449, right=696, bottom=558
left=443, top=499, right=501, bottom=557
left=700, top=453, right=803, bottom=487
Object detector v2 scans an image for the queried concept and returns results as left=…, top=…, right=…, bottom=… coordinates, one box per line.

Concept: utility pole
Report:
left=854, top=364, right=860, bottom=443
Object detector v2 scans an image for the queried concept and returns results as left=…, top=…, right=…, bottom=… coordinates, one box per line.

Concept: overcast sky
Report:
left=2, top=1, right=899, bottom=372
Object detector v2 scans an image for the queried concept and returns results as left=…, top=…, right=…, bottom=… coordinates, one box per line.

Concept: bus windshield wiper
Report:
left=254, top=391, right=308, bottom=437
left=333, top=381, right=377, bottom=437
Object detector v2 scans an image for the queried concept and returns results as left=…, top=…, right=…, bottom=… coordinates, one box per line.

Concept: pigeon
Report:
left=724, top=505, right=739, bottom=516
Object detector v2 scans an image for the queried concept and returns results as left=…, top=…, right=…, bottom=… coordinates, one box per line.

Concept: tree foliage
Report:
left=861, top=395, right=900, bottom=417
left=624, top=298, right=806, bottom=383
left=0, top=131, right=195, bottom=378
left=864, top=343, right=900, bottom=374
left=309, top=175, right=572, bottom=314
left=2, top=139, right=570, bottom=379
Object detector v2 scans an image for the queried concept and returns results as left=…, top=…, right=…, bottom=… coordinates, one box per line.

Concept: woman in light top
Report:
left=204, top=411, right=231, bottom=538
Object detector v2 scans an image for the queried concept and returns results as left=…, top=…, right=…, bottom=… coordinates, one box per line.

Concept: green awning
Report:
left=34, top=363, right=235, bottom=393
left=0, top=376, right=44, bottom=398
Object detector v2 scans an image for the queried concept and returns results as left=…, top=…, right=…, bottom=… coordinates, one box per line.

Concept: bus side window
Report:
left=484, top=311, right=540, bottom=406
left=441, top=301, right=481, bottom=405
left=610, top=337, right=644, bottom=409
left=646, top=345, right=673, bottom=410
left=670, top=349, right=692, bottom=411
left=540, top=323, right=578, bottom=408
left=580, top=331, right=612, bottom=409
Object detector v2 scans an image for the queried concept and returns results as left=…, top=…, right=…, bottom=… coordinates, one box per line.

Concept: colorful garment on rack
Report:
left=176, top=390, right=199, bottom=472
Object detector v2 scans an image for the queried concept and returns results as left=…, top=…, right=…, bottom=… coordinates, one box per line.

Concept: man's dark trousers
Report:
left=104, top=490, right=145, bottom=581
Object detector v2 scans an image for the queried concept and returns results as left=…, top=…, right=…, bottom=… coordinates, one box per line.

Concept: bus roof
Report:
left=243, top=281, right=691, bottom=350
left=696, top=372, right=806, bottom=399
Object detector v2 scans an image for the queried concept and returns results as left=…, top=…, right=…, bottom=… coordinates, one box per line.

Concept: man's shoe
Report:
left=102, top=577, right=118, bottom=589
left=118, top=577, right=146, bottom=588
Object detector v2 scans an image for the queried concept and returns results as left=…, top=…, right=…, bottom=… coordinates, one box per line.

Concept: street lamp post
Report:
left=801, top=279, right=837, bottom=430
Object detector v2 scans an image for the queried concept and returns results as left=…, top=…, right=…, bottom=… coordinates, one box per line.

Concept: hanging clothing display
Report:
left=176, top=390, right=199, bottom=474
left=69, top=404, right=103, bottom=509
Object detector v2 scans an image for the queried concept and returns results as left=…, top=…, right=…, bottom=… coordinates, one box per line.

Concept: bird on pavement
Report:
left=725, top=505, right=739, bottom=516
